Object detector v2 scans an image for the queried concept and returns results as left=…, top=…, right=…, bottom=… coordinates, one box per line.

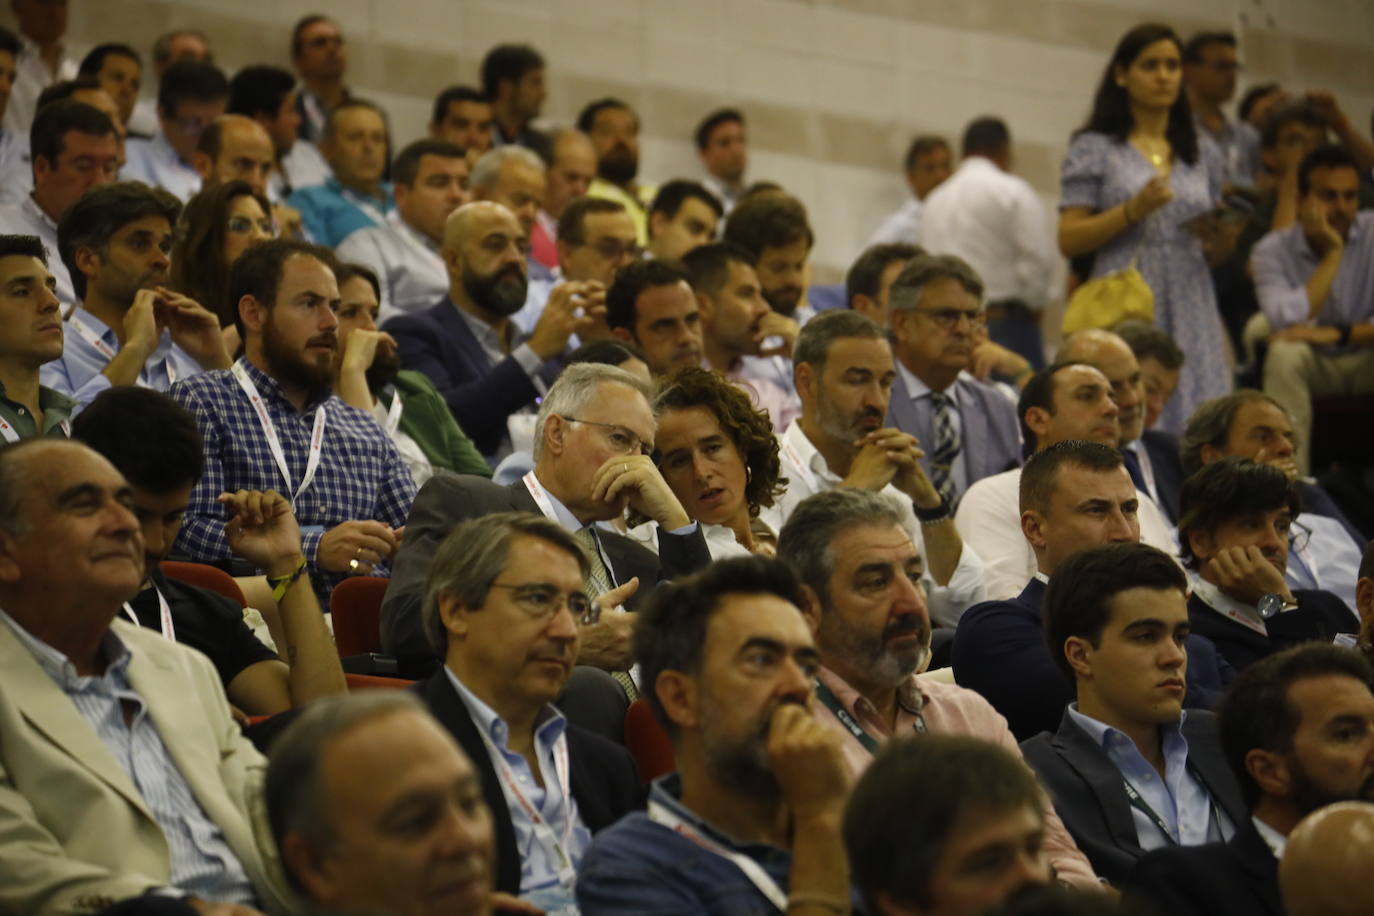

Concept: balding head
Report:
left=194, top=113, right=275, bottom=197
left=1281, top=801, right=1374, bottom=916
left=1060, top=329, right=1144, bottom=444
left=546, top=129, right=596, bottom=218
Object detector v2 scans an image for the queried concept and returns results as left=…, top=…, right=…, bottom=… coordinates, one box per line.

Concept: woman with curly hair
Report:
left=650, top=366, right=786, bottom=557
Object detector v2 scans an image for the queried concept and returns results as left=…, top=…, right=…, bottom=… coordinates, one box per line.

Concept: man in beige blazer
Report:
left=0, top=438, right=291, bottom=915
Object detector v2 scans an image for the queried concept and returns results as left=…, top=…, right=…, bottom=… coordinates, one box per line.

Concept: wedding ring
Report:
left=349, top=558, right=360, bottom=572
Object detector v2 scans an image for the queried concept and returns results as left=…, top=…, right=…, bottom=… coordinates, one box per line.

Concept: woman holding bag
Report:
left=1058, top=23, right=1232, bottom=434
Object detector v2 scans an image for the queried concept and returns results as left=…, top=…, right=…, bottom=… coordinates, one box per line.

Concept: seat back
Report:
left=161, top=561, right=248, bottom=608
left=345, top=672, right=415, bottom=691
left=623, top=698, right=675, bottom=782
left=331, top=576, right=389, bottom=657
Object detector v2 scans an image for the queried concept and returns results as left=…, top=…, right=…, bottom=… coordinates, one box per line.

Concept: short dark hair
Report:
left=556, top=196, right=627, bottom=246
left=0, top=25, right=20, bottom=59
left=480, top=44, right=544, bottom=100
left=0, top=234, right=46, bottom=264
left=722, top=193, right=813, bottom=260
left=391, top=138, right=465, bottom=188
left=227, top=65, right=296, bottom=120
left=1018, top=439, right=1125, bottom=515
left=290, top=14, right=334, bottom=58
left=227, top=238, right=338, bottom=340
left=887, top=253, right=985, bottom=316
left=605, top=258, right=688, bottom=333
left=1179, top=389, right=1286, bottom=476
left=157, top=59, right=229, bottom=114
left=431, top=85, right=488, bottom=127
left=649, top=179, right=723, bottom=222
left=575, top=97, right=636, bottom=134
left=334, top=261, right=380, bottom=301
left=1239, top=83, right=1281, bottom=123
left=634, top=555, right=806, bottom=737
left=1017, top=361, right=1093, bottom=457
left=58, top=181, right=181, bottom=301
left=71, top=388, right=204, bottom=492
left=682, top=241, right=755, bottom=299
left=793, top=308, right=886, bottom=373
left=1177, top=458, right=1301, bottom=568
left=30, top=99, right=117, bottom=176
left=36, top=76, right=105, bottom=112
left=903, top=135, right=949, bottom=174
left=566, top=338, right=646, bottom=368
left=962, top=116, right=1010, bottom=158
left=1112, top=319, right=1184, bottom=370
left=1042, top=543, right=1188, bottom=683
left=845, top=734, right=1045, bottom=913
left=78, top=43, right=141, bottom=79
left=1182, top=31, right=1236, bottom=64
left=694, top=107, right=743, bottom=152
left=1299, top=144, right=1360, bottom=196
left=1260, top=98, right=1326, bottom=151
left=1219, top=643, right=1374, bottom=806
left=845, top=243, right=921, bottom=308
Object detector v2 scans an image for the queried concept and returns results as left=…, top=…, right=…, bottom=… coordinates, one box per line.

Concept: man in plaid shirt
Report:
left=171, top=238, right=416, bottom=599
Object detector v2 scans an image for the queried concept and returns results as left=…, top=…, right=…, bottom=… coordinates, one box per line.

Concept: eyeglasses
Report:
left=226, top=216, right=276, bottom=236
left=586, top=238, right=641, bottom=261
left=560, top=415, right=650, bottom=456
left=488, top=582, right=593, bottom=623
left=912, top=307, right=986, bottom=330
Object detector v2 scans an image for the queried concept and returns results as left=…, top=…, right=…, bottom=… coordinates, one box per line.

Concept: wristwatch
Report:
left=1257, top=593, right=1300, bottom=619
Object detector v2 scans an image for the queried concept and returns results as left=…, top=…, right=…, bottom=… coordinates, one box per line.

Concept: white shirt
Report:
left=765, top=419, right=987, bottom=626
left=0, top=194, right=74, bottom=308
left=2, top=33, right=76, bottom=135
left=121, top=130, right=202, bottom=203
left=917, top=157, right=1058, bottom=309
left=954, top=466, right=1179, bottom=601
left=269, top=140, right=332, bottom=202
left=370, top=391, right=433, bottom=490
left=0, top=130, right=33, bottom=206
left=337, top=212, right=448, bottom=324
left=868, top=197, right=923, bottom=246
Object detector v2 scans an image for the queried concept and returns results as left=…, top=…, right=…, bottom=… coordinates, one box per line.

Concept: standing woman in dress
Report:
left=1059, top=23, right=1234, bottom=434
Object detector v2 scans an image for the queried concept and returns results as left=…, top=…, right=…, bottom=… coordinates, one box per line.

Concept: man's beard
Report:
left=817, top=607, right=929, bottom=688
left=815, top=393, right=884, bottom=447
left=598, top=145, right=638, bottom=185
left=463, top=262, right=527, bottom=316
left=1289, top=755, right=1374, bottom=816
left=698, top=694, right=801, bottom=806
left=762, top=284, right=802, bottom=317
left=365, top=345, right=401, bottom=394
left=263, top=316, right=335, bottom=399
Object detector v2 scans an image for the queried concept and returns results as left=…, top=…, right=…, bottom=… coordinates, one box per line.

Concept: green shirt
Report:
left=0, top=381, right=76, bottom=442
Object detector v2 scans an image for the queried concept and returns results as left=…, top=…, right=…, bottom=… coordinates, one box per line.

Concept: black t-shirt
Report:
left=126, top=567, right=279, bottom=689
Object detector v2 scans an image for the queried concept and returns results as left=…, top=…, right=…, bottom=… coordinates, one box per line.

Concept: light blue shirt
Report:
left=40, top=307, right=206, bottom=410
left=0, top=609, right=256, bottom=904
left=121, top=130, right=202, bottom=203
left=336, top=211, right=448, bottom=324
left=445, top=667, right=591, bottom=896
left=1067, top=704, right=1233, bottom=851
left=0, top=194, right=75, bottom=309
left=1252, top=211, right=1374, bottom=331
left=0, top=129, right=33, bottom=206
left=1287, top=512, right=1362, bottom=620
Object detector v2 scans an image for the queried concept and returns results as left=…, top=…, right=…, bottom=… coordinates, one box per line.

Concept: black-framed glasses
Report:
left=586, top=238, right=641, bottom=261
left=227, top=216, right=276, bottom=236
left=913, top=307, right=986, bottom=330
left=559, top=415, right=650, bottom=456
left=488, top=582, right=593, bottom=622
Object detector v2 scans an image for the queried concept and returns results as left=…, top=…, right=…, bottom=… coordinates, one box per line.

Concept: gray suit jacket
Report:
left=886, top=369, right=1021, bottom=504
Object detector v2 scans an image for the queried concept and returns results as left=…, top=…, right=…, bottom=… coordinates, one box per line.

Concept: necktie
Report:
left=1121, top=448, right=1148, bottom=494
left=575, top=526, right=638, bottom=700
left=929, top=391, right=961, bottom=506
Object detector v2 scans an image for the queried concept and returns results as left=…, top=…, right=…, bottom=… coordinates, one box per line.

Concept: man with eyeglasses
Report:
left=121, top=59, right=228, bottom=203
left=290, top=15, right=350, bottom=145
left=885, top=254, right=1020, bottom=507
left=411, top=511, right=643, bottom=911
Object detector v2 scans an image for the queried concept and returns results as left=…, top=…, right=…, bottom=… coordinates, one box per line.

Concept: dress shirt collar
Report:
left=456, top=304, right=522, bottom=356
left=1252, top=815, right=1287, bottom=859
left=22, top=192, right=56, bottom=231
left=0, top=606, right=131, bottom=689
left=525, top=470, right=584, bottom=533
left=781, top=418, right=841, bottom=486
left=1191, top=574, right=1267, bottom=635
left=817, top=665, right=926, bottom=722
left=393, top=209, right=441, bottom=255
left=1067, top=701, right=1189, bottom=757
left=1032, top=571, right=1050, bottom=585
left=235, top=355, right=331, bottom=413
left=445, top=664, right=566, bottom=751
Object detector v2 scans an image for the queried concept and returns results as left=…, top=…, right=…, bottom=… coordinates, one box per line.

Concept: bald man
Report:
left=1280, top=802, right=1374, bottom=916
left=193, top=114, right=304, bottom=237
left=383, top=201, right=597, bottom=460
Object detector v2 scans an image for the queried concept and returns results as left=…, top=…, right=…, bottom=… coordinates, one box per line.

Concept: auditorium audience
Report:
left=696, top=107, right=748, bottom=217
left=287, top=99, right=392, bottom=247
left=580, top=97, right=654, bottom=245
left=531, top=127, right=596, bottom=271
left=516, top=194, right=630, bottom=335
left=122, top=59, right=228, bottom=203
left=869, top=134, right=952, bottom=246
left=429, top=84, right=493, bottom=154
left=646, top=178, right=721, bottom=262
left=77, top=42, right=141, bottom=130
left=845, top=241, right=921, bottom=327
left=3, top=0, right=77, bottom=135
left=606, top=257, right=702, bottom=377
left=290, top=15, right=350, bottom=145
left=169, top=179, right=274, bottom=332
left=481, top=43, right=547, bottom=152
left=1182, top=31, right=1258, bottom=187
left=227, top=64, right=332, bottom=202
left=0, top=233, right=74, bottom=440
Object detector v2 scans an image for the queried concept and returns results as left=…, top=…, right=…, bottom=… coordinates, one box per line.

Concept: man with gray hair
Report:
left=469, top=145, right=546, bottom=262
left=764, top=308, right=985, bottom=627
left=267, top=691, right=499, bottom=916
left=776, top=487, right=1099, bottom=887
left=382, top=361, right=711, bottom=681
left=408, top=512, right=642, bottom=909
left=886, top=253, right=1021, bottom=506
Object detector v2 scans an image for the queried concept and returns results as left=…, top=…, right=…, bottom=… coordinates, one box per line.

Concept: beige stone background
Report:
left=13, top=0, right=1374, bottom=309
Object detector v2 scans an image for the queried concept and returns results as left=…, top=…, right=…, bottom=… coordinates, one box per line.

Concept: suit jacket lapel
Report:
left=1052, top=711, right=1142, bottom=854
left=506, top=479, right=541, bottom=514
left=436, top=299, right=490, bottom=371
left=887, top=370, right=923, bottom=448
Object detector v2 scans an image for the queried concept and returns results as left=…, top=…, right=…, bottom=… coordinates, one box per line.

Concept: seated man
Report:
left=527, top=128, right=596, bottom=274
left=336, top=138, right=469, bottom=323
left=954, top=441, right=1233, bottom=741
left=428, top=84, right=494, bottom=153
left=268, top=692, right=498, bottom=916
left=46, top=180, right=229, bottom=408
left=1181, top=389, right=1366, bottom=609
left=646, top=179, right=720, bottom=262
left=121, top=59, right=227, bottom=202
left=382, top=200, right=590, bottom=461
left=381, top=362, right=711, bottom=670
left=0, top=233, right=75, bottom=440
left=0, top=26, right=32, bottom=206
left=0, top=439, right=287, bottom=913
left=576, top=556, right=853, bottom=914
left=777, top=487, right=1097, bottom=886
left=170, top=238, right=416, bottom=601
left=768, top=308, right=984, bottom=627
left=1253, top=145, right=1374, bottom=476
left=468, top=145, right=546, bottom=257
left=606, top=258, right=703, bottom=377
left=287, top=99, right=393, bottom=247
left=73, top=386, right=347, bottom=716
left=1112, top=319, right=1187, bottom=522
left=1123, top=643, right=1374, bottom=916
left=846, top=735, right=1053, bottom=916
left=846, top=241, right=920, bottom=327
left=579, top=98, right=655, bottom=246
left=867, top=134, right=951, bottom=246
left=513, top=194, right=635, bottom=336
left=414, top=512, right=643, bottom=909
left=1023, top=543, right=1247, bottom=884
left=190, top=114, right=274, bottom=199
left=1280, top=802, right=1374, bottom=916
left=955, top=362, right=1176, bottom=600
left=886, top=253, right=1021, bottom=505
left=227, top=64, right=332, bottom=202
left=1180, top=458, right=1353, bottom=671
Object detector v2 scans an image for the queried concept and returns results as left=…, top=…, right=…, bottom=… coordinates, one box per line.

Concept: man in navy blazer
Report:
left=884, top=253, right=1020, bottom=506
left=953, top=441, right=1233, bottom=741
left=1022, top=543, right=1247, bottom=885
left=383, top=201, right=596, bottom=460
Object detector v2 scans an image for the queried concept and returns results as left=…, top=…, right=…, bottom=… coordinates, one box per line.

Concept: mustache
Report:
left=883, top=614, right=927, bottom=643
left=307, top=333, right=337, bottom=349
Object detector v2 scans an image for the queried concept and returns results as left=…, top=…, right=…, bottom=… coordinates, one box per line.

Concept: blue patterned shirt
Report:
left=169, top=357, right=416, bottom=598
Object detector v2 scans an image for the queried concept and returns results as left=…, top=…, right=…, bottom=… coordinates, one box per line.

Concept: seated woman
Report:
left=649, top=366, right=785, bottom=558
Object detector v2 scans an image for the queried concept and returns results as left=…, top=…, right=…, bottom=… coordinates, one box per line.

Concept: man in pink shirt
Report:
left=777, top=486, right=1099, bottom=888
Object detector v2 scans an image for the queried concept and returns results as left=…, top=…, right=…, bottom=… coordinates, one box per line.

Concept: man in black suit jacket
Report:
left=1179, top=458, right=1354, bottom=673
left=1021, top=543, right=1247, bottom=885
left=382, top=200, right=593, bottom=459
left=1122, top=642, right=1374, bottom=916
left=412, top=511, right=645, bottom=905
left=1113, top=318, right=1187, bottom=523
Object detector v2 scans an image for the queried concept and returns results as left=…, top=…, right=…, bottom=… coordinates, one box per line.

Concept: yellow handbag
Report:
left=1061, top=229, right=1155, bottom=335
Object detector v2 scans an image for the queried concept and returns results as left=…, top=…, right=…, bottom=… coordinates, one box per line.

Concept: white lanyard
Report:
left=232, top=363, right=326, bottom=509
left=778, top=432, right=820, bottom=492
left=0, top=415, right=71, bottom=443
left=476, top=723, right=578, bottom=888
left=384, top=389, right=404, bottom=438
left=647, top=799, right=789, bottom=912
left=68, top=314, right=175, bottom=387
left=123, top=582, right=175, bottom=641
left=1202, top=595, right=1268, bottom=637
left=523, top=471, right=561, bottom=522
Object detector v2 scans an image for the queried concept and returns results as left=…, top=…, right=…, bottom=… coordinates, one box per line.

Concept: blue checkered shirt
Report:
left=169, top=358, right=416, bottom=597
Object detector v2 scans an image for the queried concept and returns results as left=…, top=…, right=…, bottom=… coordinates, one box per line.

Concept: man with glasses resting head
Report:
left=410, top=511, right=643, bottom=913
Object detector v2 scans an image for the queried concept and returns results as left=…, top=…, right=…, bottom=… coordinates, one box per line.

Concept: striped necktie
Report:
left=929, top=391, right=960, bottom=505
left=575, top=526, right=638, bottom=700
